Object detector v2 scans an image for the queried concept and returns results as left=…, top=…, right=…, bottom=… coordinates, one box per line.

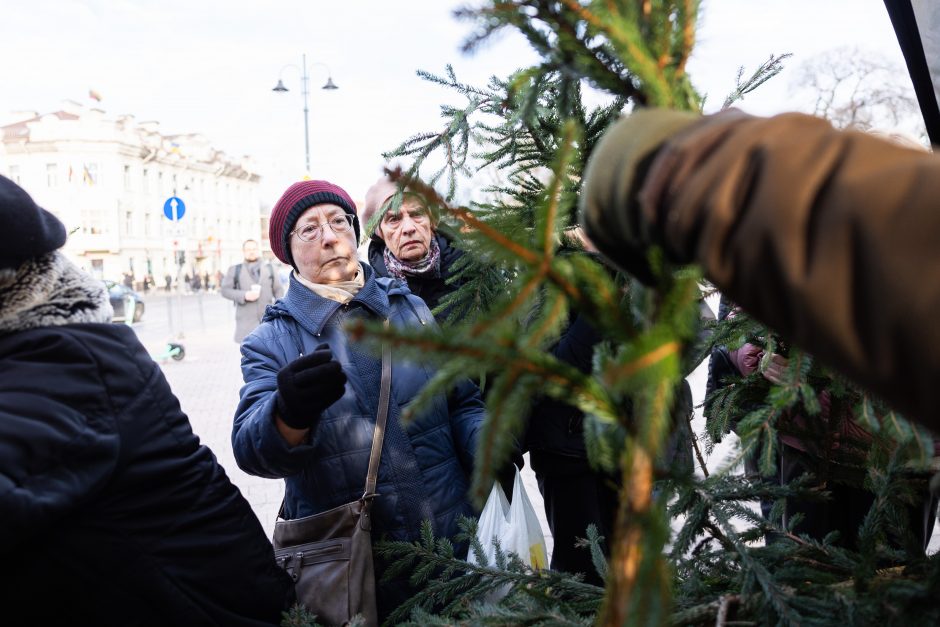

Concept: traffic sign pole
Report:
left=163, top=197, right=187, bottom=340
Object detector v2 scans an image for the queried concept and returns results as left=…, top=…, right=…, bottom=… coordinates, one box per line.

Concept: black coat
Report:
left=524, top=313, right=601, bottom=463
left=368, top=232, right=464, bottom=322
left=0, top=323, right=292, bottom=626
left=525, top=312, right=693, bottom=477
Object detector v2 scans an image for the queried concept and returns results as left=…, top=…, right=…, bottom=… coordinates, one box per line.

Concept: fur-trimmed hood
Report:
left=0, top=252, right=112, bottom=336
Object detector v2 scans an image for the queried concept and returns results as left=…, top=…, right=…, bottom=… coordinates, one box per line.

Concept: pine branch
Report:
left=722, top=53, right=793, bottom=109
left=377, top=518, right=605, bottom=625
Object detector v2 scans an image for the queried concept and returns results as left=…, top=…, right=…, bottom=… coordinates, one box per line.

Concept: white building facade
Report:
left=1, top=100, right=266, bottom=288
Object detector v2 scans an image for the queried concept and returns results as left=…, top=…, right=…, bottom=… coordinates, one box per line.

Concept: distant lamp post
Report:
left=272, top=54, right=339, bottom=176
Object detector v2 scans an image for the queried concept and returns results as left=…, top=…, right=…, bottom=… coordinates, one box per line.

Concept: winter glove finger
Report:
left=286, top=346, right=335, bottom=373
left=290, top=361, right=345, bottom=387
left=762, top=353, right=789, bottom=385
left=318, top=373, right=348, bottom=406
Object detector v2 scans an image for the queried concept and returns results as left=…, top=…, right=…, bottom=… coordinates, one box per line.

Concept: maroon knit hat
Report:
left=268, top=180, right=359, bottom=267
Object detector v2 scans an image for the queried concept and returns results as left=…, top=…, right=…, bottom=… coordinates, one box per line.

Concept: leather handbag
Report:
left=273, top=332, right=391, bottom=627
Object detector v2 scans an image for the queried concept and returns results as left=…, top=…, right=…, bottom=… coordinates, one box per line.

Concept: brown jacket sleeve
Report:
left=638, top=112, right=940, bottom=432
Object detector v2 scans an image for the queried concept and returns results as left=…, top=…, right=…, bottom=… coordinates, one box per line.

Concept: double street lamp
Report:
left=272, top=54, right=339, bottom=175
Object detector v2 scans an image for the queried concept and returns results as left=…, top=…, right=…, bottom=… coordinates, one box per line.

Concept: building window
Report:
left=142, top=168, right=149, bottom=193
left=46, top=163, right=58, bottom=188
left=144, top=212, right=152, bottom=237
left=9, top=165, right=21, bottom=184
left=124, top=165, right=132, bottom=190
left=82, top=207, right=105, bottom=234
left=125, top=211, right=134, bottom=236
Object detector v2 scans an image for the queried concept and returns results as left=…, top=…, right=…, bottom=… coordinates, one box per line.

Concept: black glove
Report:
left=275, top=343, right=347, bottom=430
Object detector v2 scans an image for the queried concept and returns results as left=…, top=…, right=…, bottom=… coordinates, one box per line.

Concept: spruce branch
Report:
left=722, top=53, right=793, bottom=109
left=377, top=518, right=604, bottom=625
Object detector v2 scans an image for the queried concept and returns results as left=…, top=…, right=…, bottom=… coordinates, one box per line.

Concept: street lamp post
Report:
left=272, top=54, right=339, bottom=175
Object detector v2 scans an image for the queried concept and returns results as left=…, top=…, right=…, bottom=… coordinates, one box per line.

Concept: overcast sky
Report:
left=0, top=0, right=913, bottom=204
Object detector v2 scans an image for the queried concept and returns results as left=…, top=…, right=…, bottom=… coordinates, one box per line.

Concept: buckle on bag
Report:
left=276, top=552, right=305, bottom=582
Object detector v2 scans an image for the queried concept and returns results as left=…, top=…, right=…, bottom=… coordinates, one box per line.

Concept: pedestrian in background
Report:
left=221, top=239, right=284, bottom=343
left=0, top=175, right=292, bottom=625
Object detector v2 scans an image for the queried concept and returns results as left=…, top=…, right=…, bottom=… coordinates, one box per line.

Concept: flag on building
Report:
left=89, top=89, right=103, bottom=102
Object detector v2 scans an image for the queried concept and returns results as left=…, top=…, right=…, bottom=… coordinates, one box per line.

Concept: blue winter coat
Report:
left=232, top=267, right=483, bottom=606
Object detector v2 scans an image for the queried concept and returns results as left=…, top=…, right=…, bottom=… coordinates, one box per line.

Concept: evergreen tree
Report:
left=345, top=2, right=939, bottom=625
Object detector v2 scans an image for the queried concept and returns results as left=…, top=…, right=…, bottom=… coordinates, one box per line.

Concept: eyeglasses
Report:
left=290, top=214, right=355, bottom=242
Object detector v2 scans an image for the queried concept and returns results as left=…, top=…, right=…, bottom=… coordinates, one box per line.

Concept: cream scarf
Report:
left=293, top=263, right=365, bottom=304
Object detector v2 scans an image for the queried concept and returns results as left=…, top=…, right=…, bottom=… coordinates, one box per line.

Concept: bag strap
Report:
left=363, top=319, right=392, bottom=501
left=233, top=263, right=242, bottom=291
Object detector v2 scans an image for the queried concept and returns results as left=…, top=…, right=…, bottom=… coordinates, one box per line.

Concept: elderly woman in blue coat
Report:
left=232, top=179, right=484, bottom=618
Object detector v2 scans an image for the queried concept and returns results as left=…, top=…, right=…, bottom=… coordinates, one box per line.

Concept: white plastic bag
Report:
left=467, top=480, right=511, bottom=568
left=468, top=466, right=547, bottom=569
left=504, top=467, right=548, bottom=569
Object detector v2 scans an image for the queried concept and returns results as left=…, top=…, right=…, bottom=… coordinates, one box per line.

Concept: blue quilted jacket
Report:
left=232, top=266, right=482, bottom=551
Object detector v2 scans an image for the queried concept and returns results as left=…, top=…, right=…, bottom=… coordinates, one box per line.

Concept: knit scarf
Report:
left=383, top=236, right=441, bottom=281
left=293, top=263, right=365, bottom=304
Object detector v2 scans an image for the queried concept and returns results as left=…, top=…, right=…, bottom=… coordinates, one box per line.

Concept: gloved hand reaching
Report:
left=275, top=343, right=347, bottom=430
left=579, top=108, right=701, bottom=282
left=579, top=108, right=753, bottom=283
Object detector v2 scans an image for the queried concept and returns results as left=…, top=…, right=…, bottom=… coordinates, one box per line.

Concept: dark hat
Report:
left=268, top=179, right=358, bottom=267
left=0, top=175, right=67, bottom=270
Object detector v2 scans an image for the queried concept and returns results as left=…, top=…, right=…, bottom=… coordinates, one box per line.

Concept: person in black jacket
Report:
left=524, top=310, right=614, bottom=585
left=524, top=247, right=694, bottom=584
left=0, top=175, right=292, bottom=626
left=362, top=173, right=464, bottom=322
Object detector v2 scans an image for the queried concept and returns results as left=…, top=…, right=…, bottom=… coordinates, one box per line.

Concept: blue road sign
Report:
left=163, top=196, right=186, bottom=221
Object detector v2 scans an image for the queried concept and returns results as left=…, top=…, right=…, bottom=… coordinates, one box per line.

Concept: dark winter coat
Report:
left=232, top=265, right=484, bottom=613
left=524, top=313, right=602, bottom=464
left=525, top=307, right=692, bottom=476
left=0, top=253, right=292, bottom=626
left=368, top=231, right=464, bottom=322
